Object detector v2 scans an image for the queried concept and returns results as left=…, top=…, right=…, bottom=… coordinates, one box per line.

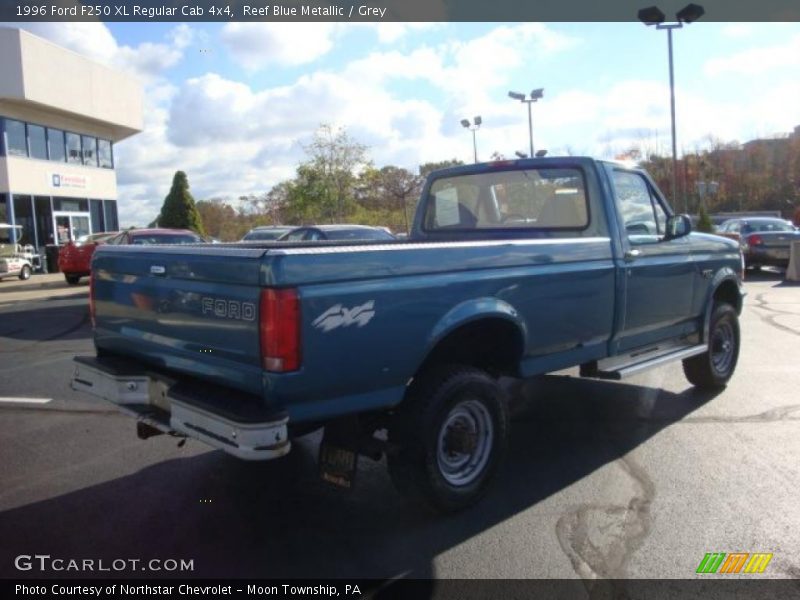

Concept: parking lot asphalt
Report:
left=0, top=271, right=798, bottom=586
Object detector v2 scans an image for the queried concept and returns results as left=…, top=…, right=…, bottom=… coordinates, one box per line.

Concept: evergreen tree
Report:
left=157, top=171, right=205, bottom=235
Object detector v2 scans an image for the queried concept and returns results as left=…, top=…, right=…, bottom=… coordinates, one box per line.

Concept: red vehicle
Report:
left=59, top=228, right=205, bottom=284
left=58, top=231, right=120, bottom=284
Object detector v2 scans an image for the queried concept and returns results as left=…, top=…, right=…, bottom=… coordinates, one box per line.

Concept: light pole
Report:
left=508, top=88, right=544, bottom=158
left=639, top=3, right=704, bottom=213
left=460, top=116, right=482, bottom=163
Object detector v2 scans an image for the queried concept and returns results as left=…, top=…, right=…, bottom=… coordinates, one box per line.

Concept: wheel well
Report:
left=417, top=318, right=524, bottom=377
left=713, top=279, right=742, bottom=314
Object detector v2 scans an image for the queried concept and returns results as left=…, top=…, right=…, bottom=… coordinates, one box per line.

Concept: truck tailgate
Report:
left=92, top=244, right=267, bottom=396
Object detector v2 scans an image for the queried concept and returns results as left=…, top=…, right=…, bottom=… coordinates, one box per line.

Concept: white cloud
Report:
left=705, top=34, right=800, bottom=76
left=220, top=23, right=337, bottom=69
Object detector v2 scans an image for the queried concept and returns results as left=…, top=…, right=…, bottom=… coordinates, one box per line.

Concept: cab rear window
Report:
left=423, top=168, right=588, bottom=232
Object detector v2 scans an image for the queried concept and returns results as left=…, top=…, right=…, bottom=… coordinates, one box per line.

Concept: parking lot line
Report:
left=0, top=397, right=52, bottom=404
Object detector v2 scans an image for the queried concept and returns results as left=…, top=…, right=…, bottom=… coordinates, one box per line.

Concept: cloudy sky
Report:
left=8, top=21, right=800, bottom=227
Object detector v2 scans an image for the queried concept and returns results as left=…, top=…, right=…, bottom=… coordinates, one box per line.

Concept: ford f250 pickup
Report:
left=72, top=157, right=744, bottom=512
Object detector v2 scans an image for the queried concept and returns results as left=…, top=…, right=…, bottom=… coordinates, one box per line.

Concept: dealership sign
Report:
left=49, top=173, right=88, bottom=190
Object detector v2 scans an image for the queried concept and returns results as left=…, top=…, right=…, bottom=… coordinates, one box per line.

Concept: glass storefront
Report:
left=2, top=194, right=117, bottom=248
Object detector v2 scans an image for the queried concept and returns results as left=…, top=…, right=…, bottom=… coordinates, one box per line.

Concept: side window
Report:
left=612, top=171, right=666, bottom=243
left=285, top=230, right=306, bottom=242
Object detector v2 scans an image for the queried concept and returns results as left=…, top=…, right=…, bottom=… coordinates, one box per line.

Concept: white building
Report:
left=0, top=26, right=142, bottom=250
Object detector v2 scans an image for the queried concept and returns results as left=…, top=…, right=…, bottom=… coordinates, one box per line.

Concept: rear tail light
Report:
left=89, top=272, right=96, bottom=328
left=260, top=288, right=301, bottom=372
left=748, top=234, right=763, bottom=246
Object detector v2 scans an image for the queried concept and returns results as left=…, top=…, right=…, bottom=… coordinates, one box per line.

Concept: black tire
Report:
left=65, top=274, right=81, bottom=285
left=387, top=365, right=509, bottom=513
left=18, top=265, right=31, bottom=280
left=683, top=303, right=740, bottom=389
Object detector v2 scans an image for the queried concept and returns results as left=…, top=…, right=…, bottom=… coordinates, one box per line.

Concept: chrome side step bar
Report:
left=582, top=344, right=708, bottom=381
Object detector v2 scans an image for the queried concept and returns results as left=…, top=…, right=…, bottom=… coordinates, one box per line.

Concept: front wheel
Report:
left=387, top=365, right=508, bottom=513
left=19, top=265, right=31, bottom=280
left=683, top=303, right=740, bottom=389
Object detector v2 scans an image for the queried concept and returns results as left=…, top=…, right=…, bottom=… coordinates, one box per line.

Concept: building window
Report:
left=48, top=128, right=66, bottom=162
left=66, top=132, right=82, bottom=164
left=13, top=195, right=35, bottom=246
left=5, top=119, right=28, bottom=157
left=35, top=196, right=53, bottom=247
left=103, top=200, right=119, bottom=231
left=82, top=135, right=98, bottom=167
left=98, top=139, right=113, bottom=169
left=53, top=197, right=88, bottom=213
left=90, top=199, right=105, bottom=232
left=28, top=124, right=48, bottom=160
left=0, top=193, right=8, bottom=223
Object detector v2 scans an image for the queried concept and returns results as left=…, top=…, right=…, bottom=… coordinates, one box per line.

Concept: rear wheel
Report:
left=18, top=265, right=31, bottom=280
left=683, top=303, right=740, bottom=389
left=65, top=274, right=81, bottom=285
left=387, top=365, right=508, bottom=513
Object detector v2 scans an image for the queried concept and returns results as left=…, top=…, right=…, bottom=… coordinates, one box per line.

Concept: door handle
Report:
left=624, top=249, right=641, bottom=261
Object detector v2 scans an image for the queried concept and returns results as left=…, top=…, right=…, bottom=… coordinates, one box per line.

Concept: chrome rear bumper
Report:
left=72, top=356, right=290, bottom=461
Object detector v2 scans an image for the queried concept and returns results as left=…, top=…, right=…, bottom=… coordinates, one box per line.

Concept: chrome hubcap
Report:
left=436, top=399, right=494, bottom=487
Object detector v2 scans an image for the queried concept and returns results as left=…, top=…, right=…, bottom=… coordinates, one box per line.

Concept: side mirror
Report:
left=665, top=214, right=692, bottom=240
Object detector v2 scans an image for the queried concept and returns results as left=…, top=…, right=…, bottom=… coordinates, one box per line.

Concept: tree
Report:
left=302, top=124, right=369, bottom=222
left=419, top=159, right=464, bottom=178
left=696, top=204, right=714, bottom=233
left=157, top=171, right=205, bottom=235
left=196, top=199, right=239, bottom=240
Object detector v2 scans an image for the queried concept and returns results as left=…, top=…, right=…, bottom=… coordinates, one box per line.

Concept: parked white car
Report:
left=0, top=224, right=41, bottom=281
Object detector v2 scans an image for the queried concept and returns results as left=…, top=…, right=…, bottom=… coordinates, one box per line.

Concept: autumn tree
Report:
left=157, top=171, right=205, bottom=235
left=302, top=124, right=369, bottom=222
left=419, top=159, right=464, bottom=178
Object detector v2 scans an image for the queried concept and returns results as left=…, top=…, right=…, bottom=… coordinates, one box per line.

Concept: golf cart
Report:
left=0, top=223, right=43, bottom=281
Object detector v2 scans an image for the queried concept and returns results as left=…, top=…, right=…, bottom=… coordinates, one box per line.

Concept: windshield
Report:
left=76, top=232, right=117, bottom=245
left=324, top=229, right=395, bottom=241
left=423, top=167, right=589, bottom=231
left=741, top=220, right=795, bottom=234
left=131, top=234, right=202, bottom=245
left=243, top=229, right=291, bottom=241
left=0, top=226, right=21, bottom=244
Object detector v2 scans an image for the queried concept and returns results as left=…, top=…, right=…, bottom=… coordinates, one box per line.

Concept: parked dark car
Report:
left=277, top=224, right=396, bottom=242
left=716, top=217, right=800, bottom=269
left=241, top=226, right=294, bottom=241
left=60, top=228, right=204, bottom=284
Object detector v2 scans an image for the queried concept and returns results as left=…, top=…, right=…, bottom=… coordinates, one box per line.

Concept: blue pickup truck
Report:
left=72, top=157, right=744, bottom=512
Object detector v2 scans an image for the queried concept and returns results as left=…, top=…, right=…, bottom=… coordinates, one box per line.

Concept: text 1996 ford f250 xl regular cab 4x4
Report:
left=72, top=157, right=744, bottom=512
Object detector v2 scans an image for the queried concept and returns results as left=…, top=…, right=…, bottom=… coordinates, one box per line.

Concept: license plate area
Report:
left=318, top=443, right=358, bottom=490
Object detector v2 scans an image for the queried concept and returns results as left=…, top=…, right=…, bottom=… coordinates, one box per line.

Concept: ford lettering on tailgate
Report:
left=201, top=297, right=256, bottom=321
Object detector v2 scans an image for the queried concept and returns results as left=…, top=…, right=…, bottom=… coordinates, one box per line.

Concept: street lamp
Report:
left=639, top=3, right=704, bottom=212
left=508, top=88, right=544, bottom=158
left=515, top=151, right=528, bottom=159
left=461, top=116, right=482, bottom=163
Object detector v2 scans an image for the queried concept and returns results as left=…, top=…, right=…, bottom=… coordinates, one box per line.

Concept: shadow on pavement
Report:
left=744, top=267, right=786, bottom=282
left=0, top=302, right=91, bottom=341
left=0, top=375, right=721, bottom=580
